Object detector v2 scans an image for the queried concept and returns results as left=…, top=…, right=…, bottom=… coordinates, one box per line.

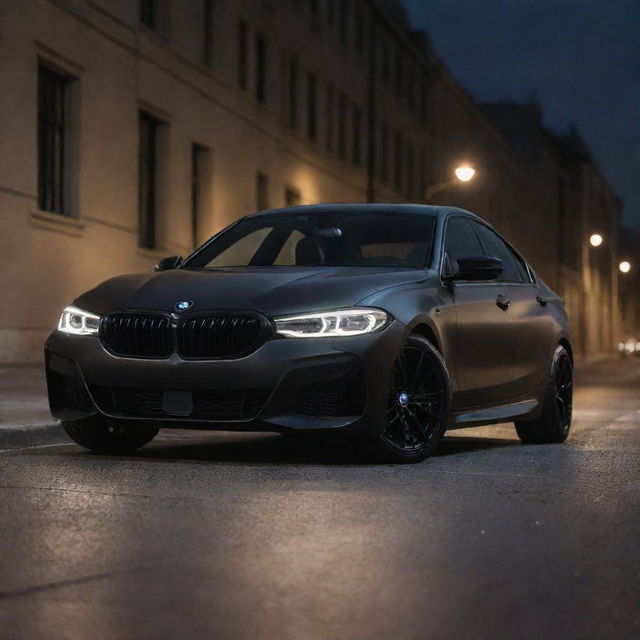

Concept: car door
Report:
left=443, top=216, right=514, bottom=410
left=472, top=222, right=552, bottom=399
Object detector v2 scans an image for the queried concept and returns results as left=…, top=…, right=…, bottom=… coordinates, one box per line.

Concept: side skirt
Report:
left=447, top=398, right=540, bottom=429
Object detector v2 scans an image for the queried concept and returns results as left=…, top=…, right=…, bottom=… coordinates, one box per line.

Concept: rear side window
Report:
left=471, top=222, right=529, bottom=283
left=443, top=217, right=483, bottom=275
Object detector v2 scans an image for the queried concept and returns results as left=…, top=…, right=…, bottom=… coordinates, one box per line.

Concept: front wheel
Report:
left=371, top=335, right=450, bottom=463
left=62, top=417, right=159, bottom=454
left=515, top=345, right=573, bottom=444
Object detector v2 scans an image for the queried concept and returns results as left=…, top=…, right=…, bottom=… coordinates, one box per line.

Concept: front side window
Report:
left=443, top=217, right=483, bottom=276
left=471, top=222, right=528, bottom=282
left=185, top=212, right=436, bottom=269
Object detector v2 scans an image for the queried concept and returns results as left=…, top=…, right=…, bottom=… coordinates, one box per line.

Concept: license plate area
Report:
left=162, top=390, right=193, bottom=416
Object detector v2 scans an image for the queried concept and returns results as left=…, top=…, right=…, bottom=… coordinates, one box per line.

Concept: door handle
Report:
left=496, top=294, right=510, bottom=311
left=536, top=295, right=548, bottom=307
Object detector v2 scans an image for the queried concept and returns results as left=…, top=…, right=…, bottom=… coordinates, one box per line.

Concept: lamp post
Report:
left=424, top=164, right=476, bottom=202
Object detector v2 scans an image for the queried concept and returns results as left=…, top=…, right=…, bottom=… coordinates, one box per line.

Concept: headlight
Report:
left=58, top=306, right=101, bottom=336
left=274, top=308, right=390, bottom=338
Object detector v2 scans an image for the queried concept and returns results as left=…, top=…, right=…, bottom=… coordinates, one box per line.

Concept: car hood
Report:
left=74, top=267, right=428, bottom=317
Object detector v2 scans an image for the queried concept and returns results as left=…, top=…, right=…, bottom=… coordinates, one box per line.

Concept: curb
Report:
left=0, top=422, right=70, bottom=450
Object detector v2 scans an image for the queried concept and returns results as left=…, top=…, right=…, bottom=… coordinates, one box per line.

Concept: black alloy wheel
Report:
left=376, top=334, right=450, bottom=463
left=554, top=350, right=573, bottom=431
left=515, top=344, right=573, bottom=444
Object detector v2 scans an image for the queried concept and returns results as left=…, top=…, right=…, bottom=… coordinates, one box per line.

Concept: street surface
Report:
left=1, top=358, right=639, bottom=639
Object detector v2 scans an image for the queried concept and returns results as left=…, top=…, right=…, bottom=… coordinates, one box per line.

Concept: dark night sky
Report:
left=403, top=0, right=640, bottom=228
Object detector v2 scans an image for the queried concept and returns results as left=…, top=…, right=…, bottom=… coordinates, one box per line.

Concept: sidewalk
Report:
left=0, top=365, right=67, bottom=449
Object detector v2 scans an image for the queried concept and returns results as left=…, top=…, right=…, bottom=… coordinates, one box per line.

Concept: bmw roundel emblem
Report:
left=174, top=300, right=194, bottom=312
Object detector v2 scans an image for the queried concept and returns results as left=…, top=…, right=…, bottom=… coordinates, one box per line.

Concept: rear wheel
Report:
left=515, top=345, right=572, bottom=444
left=62, top=417, right=158, bottom=454
left=372, top=335, right=450, bottom=463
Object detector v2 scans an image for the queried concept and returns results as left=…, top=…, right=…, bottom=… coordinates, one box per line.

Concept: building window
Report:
left=38, top=65, right=72, bottom=216
left=237, top=21, right=248, bottom=90
left=381, top=37, right=390, bottom=85
left=337, top=92, right=347, bottom=158
left=406, top=144, right=415, bottom=200
left=285, top=186, right=301, bottom=207
left=326, top=0, right=335, bottom=27
left=394, top=130, right=403, bottom=194
left=202, top=0, right=214, bottom=66
left=419, top=80, right=427, bottom=123
left=191, top=144, right=210, bottom=249
left=138, top=111, right=162, bottom=249
left=287, top=57, right=298, bottom=128
left=395, top=50, right=403, bottom=99
left=310, top=0, right=321, bottom=31
left=307, top=73, right=317, bottom=141
left=325, top=84, right=334, bottom=151
left=256, top=172, right=269, bottom=211
left=352, top=103, right=362, bottom=166
left=355, top=8, right=365, bottom=56
left=407, top=69, right=415, bottom=111
left=255, top=35, right=267, bottom=103
left=380, top=123, right=389, bottom=184
left=140, top=0, right=157, bottom=29
left=339, top=0, right=349, bottom=45
left=419, top=149, right=427, bottom=201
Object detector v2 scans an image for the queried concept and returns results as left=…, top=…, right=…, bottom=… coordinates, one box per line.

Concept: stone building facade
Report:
left=0, top=0, right=623, bottom=362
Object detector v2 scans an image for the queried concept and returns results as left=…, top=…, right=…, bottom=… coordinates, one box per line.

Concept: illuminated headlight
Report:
left=274, top=308, right=390, bottom=338
left=58, top=306, right=101, bottom=336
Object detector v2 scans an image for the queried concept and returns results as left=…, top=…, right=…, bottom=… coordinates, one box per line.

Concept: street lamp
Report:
left=589, top=233, right=604, bottom=247
left=619, top=260, right=631, bottom=274
left=424, top=164, right=477, bottom=201
left=454, top=165, right=476, bottom=182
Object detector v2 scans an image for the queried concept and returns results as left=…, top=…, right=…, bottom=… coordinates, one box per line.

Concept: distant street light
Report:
left=424, top=164, right=477, bottom=201
left=589, top=233, right=604, bottom=247
left=619, top=260, right=631, bottom=274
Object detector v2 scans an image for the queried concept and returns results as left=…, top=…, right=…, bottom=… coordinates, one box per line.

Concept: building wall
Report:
left=0, top=0, right=621, bottom=362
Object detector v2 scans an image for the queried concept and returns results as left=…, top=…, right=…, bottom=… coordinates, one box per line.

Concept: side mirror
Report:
left=452, top=255, right=503, bottom=281
left=154, top=255, right=183, bottom=272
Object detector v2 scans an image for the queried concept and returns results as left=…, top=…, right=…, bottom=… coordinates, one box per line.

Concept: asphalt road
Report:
left=1, top=359, right=639, bottom=640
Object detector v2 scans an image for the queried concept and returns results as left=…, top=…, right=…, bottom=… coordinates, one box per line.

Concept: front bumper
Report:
left=45, top=320, right=405, bottom=436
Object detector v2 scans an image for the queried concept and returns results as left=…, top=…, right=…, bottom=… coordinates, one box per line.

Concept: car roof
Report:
left=245, top=202, right=485, bottom=222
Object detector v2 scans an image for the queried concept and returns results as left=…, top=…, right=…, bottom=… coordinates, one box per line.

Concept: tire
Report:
left=62, top=417, right=159, bottom=454
left=515, top=345, right=573, bottom=444
left=371, top=334, right=450, bottom=463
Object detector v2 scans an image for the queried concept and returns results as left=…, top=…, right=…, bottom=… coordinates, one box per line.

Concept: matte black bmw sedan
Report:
left=46, top=204, right=573, bottom=462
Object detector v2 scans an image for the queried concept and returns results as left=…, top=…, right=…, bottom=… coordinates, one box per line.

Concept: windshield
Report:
left=185, top=211, right=436, bottom=269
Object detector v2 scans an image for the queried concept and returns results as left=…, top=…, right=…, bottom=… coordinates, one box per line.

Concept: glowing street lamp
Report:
left=619, top=260, right=631, bottom=274
left=454, top=165, right=476, bottom=183
left=589, top=233, right=604, bottom=248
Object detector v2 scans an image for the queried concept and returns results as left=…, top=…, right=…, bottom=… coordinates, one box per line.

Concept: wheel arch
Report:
left=558, top=337, right=574, bottom=366
left=409, top=322, right=442, bottom=355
